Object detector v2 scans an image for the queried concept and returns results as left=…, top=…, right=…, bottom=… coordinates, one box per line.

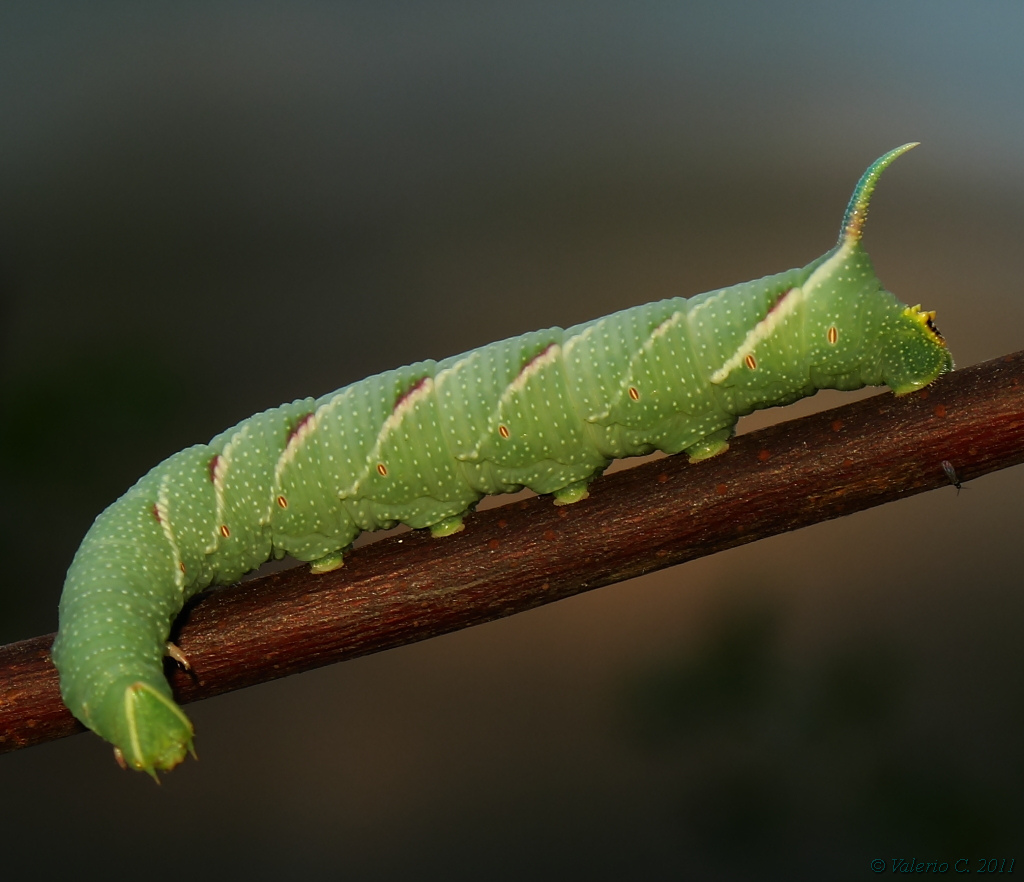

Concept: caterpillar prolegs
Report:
left=52, top=144, right=953, bottom=775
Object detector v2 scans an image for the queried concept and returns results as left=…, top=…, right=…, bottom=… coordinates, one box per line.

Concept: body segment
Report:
left=52, top=144, right=952, bottom=774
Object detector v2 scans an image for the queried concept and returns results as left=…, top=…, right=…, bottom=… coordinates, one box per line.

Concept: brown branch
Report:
left=3, top=351, right=1024, bottom=755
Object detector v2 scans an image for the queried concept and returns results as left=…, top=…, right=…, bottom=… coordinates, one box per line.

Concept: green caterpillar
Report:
left=52, top=144, right=952, bottom=776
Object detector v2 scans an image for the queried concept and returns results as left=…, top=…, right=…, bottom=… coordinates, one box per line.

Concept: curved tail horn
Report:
left=840, top=142, right=919, bottom=246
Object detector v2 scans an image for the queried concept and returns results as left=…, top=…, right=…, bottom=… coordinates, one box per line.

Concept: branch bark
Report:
left=3, top=351, right=1024, bottom=755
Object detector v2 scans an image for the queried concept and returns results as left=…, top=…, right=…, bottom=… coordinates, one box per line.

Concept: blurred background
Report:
left=2, top=2, right=1023, bottom=878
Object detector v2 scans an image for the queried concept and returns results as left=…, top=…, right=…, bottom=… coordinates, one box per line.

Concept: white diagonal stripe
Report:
left=338, top=376, right=435, bottom=498
left=156, top=473, right=186, bottom=593
left=710, top=286, right=804, bottom=384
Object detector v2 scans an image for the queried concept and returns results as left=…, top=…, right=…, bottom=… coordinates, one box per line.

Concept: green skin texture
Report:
left=52, top=144, right=953, bottom=776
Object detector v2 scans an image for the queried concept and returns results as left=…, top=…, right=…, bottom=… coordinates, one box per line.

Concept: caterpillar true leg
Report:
left=164, top=642, right=191, bottom=671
